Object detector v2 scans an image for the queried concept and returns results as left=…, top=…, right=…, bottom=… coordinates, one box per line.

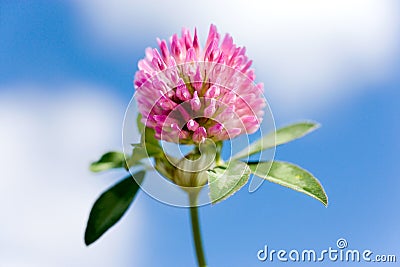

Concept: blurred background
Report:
left=1, top=1, right=399, bottom=266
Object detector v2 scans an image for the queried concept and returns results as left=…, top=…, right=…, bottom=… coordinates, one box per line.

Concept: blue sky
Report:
left=1, top=1, right=399, bottom=266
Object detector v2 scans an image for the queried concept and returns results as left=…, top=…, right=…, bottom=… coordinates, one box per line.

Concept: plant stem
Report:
left=215, top=141, right=223, bottom=165
left=189, top=193, right=207, bottom=267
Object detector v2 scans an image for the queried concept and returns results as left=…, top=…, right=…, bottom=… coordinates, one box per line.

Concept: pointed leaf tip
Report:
left=89, top=151, right=127, bottom=173
left=248, top=161, right=328, bottom=207
left=232, top=121, right=320, bottom=160
left=84, top=171, right=145, bottom=245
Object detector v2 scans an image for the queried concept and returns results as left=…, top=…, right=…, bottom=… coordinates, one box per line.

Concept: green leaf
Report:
left=232, top=121, right=320, bottom=160
left=248, top=161, right=328, bottom=206
left=89, top=151, right=127, bottom=172
left=208, top=161, right=251, bottom=204
left=273, top=122, right=320, bottom=146
left=141, top=126, right=163, bottom=156
left=126, top=143, right=163, bottom=169
left=126, top=145, right=148, bottom=167
left=137, top=113, right=162, bottom=155
left=84, top=171, right=145, bottom=245
left=137, top=113, right=145, bottom=134
left=142, top=126, right=159, bottom=146
left=126, top=122, right=163, bottom=168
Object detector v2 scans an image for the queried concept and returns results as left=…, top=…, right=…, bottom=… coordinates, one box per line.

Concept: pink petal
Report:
left=170, top=122, right=181, bottom=133
left=185, top=47, right=196, bottom=63
left=190, top=91, right=201, bottom=111
left=193, top=67, right=203, bottom=92
left=208, top=123, right=224, bottom=137
left=176, top=104, right=191, bottom=122
left=171, top=34, right=182, bottom=60
left=241, top=59, right=252, bottom=73
left=181, top=27, right=193, bottom=49
left=151, top=49, right=166, bottom=70
left=205, top=24, right=219, bottom=50
left=176, top=79, right=191, bottom=101
left=221, top=34, right=234, bottom=52
left=192, top=127, right=207, bottom=143
left=153, top=115, right=167, bottom=123
left=187, top=119, right=199, bottom=131
left=218, top=105, right=235, bottom=121
left=226, top=128, right=242, bottom=138
left=204, top=38, right=220, bottom=62
left=256, top=82, right=264, bottom=93
left=204, top=99, right=216, bottom=118
left=205, top=85, right=220, bottom=98
left=221, top=91, right=237, bottom=104
left=157, top=96, right=177, bottom=110
left=193, top=28, right=200, bottom=55
left=241, top=115, right=260, bottom=133
left=159, top=39, right=170, bottom=62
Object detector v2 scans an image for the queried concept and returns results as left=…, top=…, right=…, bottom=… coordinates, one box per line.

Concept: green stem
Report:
left=215, top=141, right=223, bottom=165
left=189, top=193, right=207, bottom=267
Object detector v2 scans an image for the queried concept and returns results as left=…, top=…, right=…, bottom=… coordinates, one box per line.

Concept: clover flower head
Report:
left=134, top=25, right=266, bottom=144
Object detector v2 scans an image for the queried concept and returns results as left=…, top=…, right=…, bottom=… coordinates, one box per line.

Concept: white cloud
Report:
left=0, top=84, right=147, bottom=266
left=74, top=0, right=400, bottom=117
